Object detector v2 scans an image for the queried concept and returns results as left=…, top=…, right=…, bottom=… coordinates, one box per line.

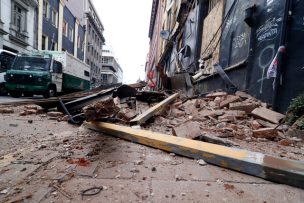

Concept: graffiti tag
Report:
left=256, top=17, right=282, bottom=42
left=232, top=32, right=248, bottom=49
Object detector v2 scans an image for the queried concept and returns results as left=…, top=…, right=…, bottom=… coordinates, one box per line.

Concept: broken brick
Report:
left=83, top=98, right=120, bottom=121
left=278, top=139, right=295, bottom=146
left=235, top=91, right=253, bottom=99
left=224, top=110, right=247, bottom=118
left=251, top=120, right=262, bottom=130
left=0, top=108, right=14, bottom=114
left=229, top=102, right=258, bottom=114
left=219, top=95, right=241, bottom=108
left=206, top=92, right=227, bottom=98
left=47, top=111, right=64, bottom=117
left=252, top=128, right=278, bottom=139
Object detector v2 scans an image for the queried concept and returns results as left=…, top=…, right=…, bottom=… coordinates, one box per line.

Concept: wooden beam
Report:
left=130, top=93, right=179, bottom=125
left=86, top=122, right=304, bottom=189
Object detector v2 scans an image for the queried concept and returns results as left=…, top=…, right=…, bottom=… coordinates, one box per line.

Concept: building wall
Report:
left=77, top=26, right=85, bottom=61
left=42, top=0, right=59, bottom=50
left=147, top=0, right=162, bottom=89
left=101, top=46, right=123, bottom=84
left=66, top=0, right=105, bottom=87
left=62, top=6, right=75, bottom=54
left=64, top=0, right=85, bottom=26
left=0, top=0, right=37, bottom=53
left=38, top=0, right=85, bottom=61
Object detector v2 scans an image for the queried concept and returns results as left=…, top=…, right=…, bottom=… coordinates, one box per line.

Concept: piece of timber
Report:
left=130, top=93, right=179, bottom=125
left=86, top=122, right=304, bottom=189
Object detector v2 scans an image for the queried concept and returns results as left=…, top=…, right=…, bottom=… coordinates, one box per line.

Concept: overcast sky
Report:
left=92, top=0, right=153, bottom=84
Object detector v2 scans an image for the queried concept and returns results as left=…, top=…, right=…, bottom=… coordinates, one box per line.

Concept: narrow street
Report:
left=0, top=105, right=303, bottom=202
left=0, top=96, right=42, bottom=105
left=0, top=0, right=304, bottom=202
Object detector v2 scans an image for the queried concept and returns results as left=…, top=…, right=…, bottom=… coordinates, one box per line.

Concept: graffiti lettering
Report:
left=257, top=28, right=278, bottom=42
left=256, top=17, right=281, bottom=42
left=232, top=32, right=248, bottom=49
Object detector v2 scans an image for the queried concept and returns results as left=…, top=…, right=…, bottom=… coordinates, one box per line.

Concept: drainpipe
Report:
left=272, top=0, right=292, bottom=111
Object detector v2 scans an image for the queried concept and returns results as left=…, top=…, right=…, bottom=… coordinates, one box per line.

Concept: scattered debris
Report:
left=83, top=98, right=120, bottom=121
left=197, top=159, right=207, bottom=166
left=0, top=188, right=9, bottom=195
left=67, top=158, right=90, bottom=167
left=224, top=184, right=235, bottom=190
left=252, top=128, right=278, bottom=139
left=172, top=121, right=201, bottom=139
left=0, top=108, right=14, bottom=114
left=9, top=123, right=18, bottom=127
left=251, top=107, right=285, bottom=124
left=80, top=186, right=103, bottom=197
left=198, top=133, right=239, bottom=147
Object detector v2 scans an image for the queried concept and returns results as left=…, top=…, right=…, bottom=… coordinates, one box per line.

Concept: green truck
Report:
left=5, top=51, right=90, bottom=98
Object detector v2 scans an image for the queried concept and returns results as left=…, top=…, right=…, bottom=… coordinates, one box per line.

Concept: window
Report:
left=88, top=24, right=91, bottom=34
left=42, top=35, right=48, bottom=50
left=101, top=74, right=108, bottom=83
left=12, top=4, right=25, bottom=32
left=50, top=41, right=57, bottom=51
left=0, top=52, right=16, bottom=70
left=102, top=56, right=110, bottom=64
left=51, top=9, right=58, bottom=27
left=77, top=36, right=81, bottom=48
left=43, top=0, right=49, bottom=19
left=68, top=26, right=73, bottom=41
left=86, top=59, right=90, bottom=65
left=84, top=70, right=89, bottom=77
left=63, top=21, right=68, bottom=36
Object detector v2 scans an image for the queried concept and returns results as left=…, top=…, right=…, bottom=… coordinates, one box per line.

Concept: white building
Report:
left=101, top=45, right=123, bottom=84
left=0, top=0, right=38, bottom=53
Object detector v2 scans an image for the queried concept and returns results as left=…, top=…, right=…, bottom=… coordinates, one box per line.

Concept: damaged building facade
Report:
left=147, top=0, right=304, bottom=112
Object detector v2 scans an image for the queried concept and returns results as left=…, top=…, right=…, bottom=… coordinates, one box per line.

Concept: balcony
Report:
left=9, top=24, right=29, bottom=47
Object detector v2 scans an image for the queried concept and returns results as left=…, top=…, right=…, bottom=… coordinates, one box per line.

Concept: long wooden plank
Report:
left=86, top=122, right=304, bottom=189
left=130, top=93, right=179, bottom=125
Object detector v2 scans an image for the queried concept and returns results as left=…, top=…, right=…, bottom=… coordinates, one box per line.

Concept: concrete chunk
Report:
left=229, top=102, right=258, bottom=114
left=206, top=92, right=228, bottom=98
left=220, top=96, right=241, bottom=108
left=172, top=121, right=201, bottom=139
left=251, top=107, right=285, bottom=124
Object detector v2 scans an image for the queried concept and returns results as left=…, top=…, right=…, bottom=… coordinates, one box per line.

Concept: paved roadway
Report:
left=0, top=95, right=43, bottom=104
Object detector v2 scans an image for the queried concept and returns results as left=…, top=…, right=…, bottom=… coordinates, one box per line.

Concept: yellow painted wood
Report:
left=86, top=121, right=304, bottom=189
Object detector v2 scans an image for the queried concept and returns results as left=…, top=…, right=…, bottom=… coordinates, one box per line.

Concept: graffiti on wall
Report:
left=232, top=32, right=249, bottom=49
left=256, top=17, right=282, bottom=45
left=257, top=44, right=276, bottom=93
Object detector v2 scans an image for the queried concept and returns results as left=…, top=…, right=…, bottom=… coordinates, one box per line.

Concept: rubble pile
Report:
left=81, top=89, right=303, bottom=149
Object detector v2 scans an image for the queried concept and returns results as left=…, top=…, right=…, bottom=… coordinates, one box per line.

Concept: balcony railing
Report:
left=9, top=25, right=29, bottom=46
